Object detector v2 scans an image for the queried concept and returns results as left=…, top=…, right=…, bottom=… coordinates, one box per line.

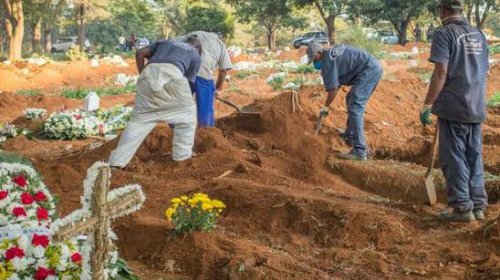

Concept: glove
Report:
left=420, top=105, right=433, bottom=126
left=319, top=107, right=329, bottom=118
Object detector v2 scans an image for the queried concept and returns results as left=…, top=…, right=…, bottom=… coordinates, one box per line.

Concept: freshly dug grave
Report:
left=328, top=157, right=500, bottom=205
left=5, top=85, right=499, bottom=279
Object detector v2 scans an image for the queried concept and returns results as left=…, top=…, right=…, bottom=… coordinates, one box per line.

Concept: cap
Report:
left=438, top=0, right=463, bottom=9
left=306, top=43, right=324, bottom=64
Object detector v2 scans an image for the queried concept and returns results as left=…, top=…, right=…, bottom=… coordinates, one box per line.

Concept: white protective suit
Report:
left=108, top=63, right=196, bottom=167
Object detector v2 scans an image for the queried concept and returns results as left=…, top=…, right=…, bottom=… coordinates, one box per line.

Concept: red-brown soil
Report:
left=1, top=47, right=499, bottom=279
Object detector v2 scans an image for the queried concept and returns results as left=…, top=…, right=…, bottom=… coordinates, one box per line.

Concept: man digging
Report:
left=108, top=36, right=202, bottom=168
left=308, top=42, right=383, bottom=161
left=181, top=31, right=232, bottom=127
left=420, top=0, right=489, bottom=223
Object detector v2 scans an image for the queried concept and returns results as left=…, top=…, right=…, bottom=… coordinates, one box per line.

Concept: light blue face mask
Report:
left=313, top=60, right=322, bottom=70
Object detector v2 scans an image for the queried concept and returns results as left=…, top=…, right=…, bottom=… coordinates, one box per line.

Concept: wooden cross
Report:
left=51, top=163, right=145, bottom=280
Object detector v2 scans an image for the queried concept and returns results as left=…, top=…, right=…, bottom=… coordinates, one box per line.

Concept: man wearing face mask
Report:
left=307, top=42, right=383, bottom=161
left=420, top=0, right=489, bottom=223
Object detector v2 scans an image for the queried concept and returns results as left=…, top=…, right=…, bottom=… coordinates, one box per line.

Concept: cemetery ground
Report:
left=0, top=45, right=500, bottom=279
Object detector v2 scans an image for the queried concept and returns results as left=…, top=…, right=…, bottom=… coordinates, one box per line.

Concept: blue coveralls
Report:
left=194, top=77, right=216, bottom=127
left=343, top=60, right=382, bottom=156
left=430, top=20, right=489, bottom=211
left=321, top=45, right=383, bottom=158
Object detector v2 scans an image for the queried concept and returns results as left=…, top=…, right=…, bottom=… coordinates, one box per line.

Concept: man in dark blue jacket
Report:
left=421, top=0, right=489, bottom=222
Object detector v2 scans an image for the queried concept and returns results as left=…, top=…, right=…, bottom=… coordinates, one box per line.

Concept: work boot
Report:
left=337, top=151, right=367, bottom=161
left=473, top=209, right=485, bottom=221
left=438, top=209, right=475, bottom=223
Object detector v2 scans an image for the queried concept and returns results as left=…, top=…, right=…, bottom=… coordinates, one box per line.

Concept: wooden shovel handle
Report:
left=426, top=124, right=439, bottom=177
left=216, top=96, right=242, bottom=112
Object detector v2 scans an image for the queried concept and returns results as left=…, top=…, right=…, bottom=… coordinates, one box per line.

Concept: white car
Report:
left=51, top=36, right=91, bottom=53
left=374, top=30, right=399, bottom=45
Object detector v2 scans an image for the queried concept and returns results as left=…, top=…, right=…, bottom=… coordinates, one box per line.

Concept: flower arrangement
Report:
left=165, top=193, right=225, bottom=233
left=42, top=110, right=111, bottom=140
left=0, top=163, right=56, bottom=228
left=95, top=105, right=132, bottom=131
left=0, top=231, right=82, bottom=280
left=0, top=124, right=29, bottom=144
left=266, top=72, right=287, bottom=90
left=23, top=109, right=47, bottom=120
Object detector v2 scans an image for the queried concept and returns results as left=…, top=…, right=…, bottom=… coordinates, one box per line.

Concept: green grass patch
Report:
left=489, top=44, right=500, bottom=55
left=62, top=84, right=137, bottom=99
left=292, top=64, right=315, bottom=74
left=234, top=70, right=257, bottom=79
left=16, top=89, right=42, bottom=96
left=487, top=92, right=500, bottom=107
left=337, top=27, right=383, bottom=58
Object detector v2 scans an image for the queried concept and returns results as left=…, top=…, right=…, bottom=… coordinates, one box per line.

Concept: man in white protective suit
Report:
left=108, top=36, right=202, bottom=168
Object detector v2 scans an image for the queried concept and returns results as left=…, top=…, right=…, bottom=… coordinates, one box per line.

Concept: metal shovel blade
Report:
left=217, top=96, right=260, bottom=115
left=424, top=174, right=437, bottom=206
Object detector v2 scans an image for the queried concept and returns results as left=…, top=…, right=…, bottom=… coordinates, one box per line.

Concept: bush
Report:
left=66, top=45, right=88, bottom=62
left=489, top=44, right=500, bottom=55
left=488, top=92, right=500, bottom=107
left=165, top=193, right=225, bottom=234
left=337, top=27, right=382, bottom=57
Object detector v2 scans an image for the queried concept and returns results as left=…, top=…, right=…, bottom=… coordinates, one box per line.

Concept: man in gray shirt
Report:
left=308, top=42, right=383, bottom=161
left=181, top=31, right=233, bottom=127
left=420, top=0, right=489, bottom=223
left=108, top=37, right=201, bottom=168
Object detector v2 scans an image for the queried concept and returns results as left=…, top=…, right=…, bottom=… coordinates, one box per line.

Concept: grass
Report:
left=234, top=70, right=257, bottom=79
left=337, top=27, right=383, bottom=58
left=62, top=84, right=136, bottom=99
left=16, top=89, right=42, bottom=96
left=489, top=44, right=500, bottom=55
left=487, top=92, right=500, bottom=107
left=292, top=64, right=315, bottom=74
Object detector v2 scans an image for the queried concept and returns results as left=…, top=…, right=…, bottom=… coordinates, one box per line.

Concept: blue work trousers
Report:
left=344, top=61, right=383, bottom=157
left=438, top=118, right=488, bottom=212
left=194, top=77, right=216, bottom=127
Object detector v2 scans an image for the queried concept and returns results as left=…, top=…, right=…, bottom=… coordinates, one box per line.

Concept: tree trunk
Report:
left=395, top=19, right=410, bottom=46
left=325, top=15, right=336, bottom=44
left=75, top=3, right=85, bottom=51
left=476, top=1, right=491, bottom=30
left=43, top=27, right=51, bottom=53
left=2, top=0, right=24, bottom=60
left=266, top=28, right=275, bottom=50
left=31, top=17, right=41, bottom=53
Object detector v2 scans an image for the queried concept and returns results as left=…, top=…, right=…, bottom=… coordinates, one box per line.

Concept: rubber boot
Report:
left=438, top=209, right=475, bottom=223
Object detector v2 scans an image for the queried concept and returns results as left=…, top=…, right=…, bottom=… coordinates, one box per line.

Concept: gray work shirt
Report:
left=321, top=45, right=376, bottom=91
left=430, top=20, right=489, bottom=123
left=179, top=31, right=233, bottom=80
left=147, top=40, right=201, bottom=83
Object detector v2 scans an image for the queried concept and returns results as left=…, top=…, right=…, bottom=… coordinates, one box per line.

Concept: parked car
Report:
left=361, top=28, right=377, bottom=39
left=374, top=30, right=399, bottom=45
left=292, top=31, right=329, bottom=49
left=51, top=36, right=91, bottom=53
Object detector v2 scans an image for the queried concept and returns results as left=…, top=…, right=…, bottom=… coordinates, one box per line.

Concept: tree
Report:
left=41, top=0, right=66, bottom=53
left=354, top=0, right=434, bottom=45
left=293, top=0, right=350, bottom=43
left=1, top=0, right=24, bottom=60
left=464, top=0, right=497, bottom=30
left=182, top=6, right=235, bottom=37
left=227, top=0, right=296, bottom=49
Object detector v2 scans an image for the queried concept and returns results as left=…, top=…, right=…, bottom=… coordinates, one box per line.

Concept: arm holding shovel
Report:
left=315, top=87, right=339, bottom=135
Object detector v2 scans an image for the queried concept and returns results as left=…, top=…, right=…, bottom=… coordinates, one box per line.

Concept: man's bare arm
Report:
left=325, top=87, right=340, bottom=108
left=215, top=69, right=229, bottom=91
left=424, top=63, right=448, bottom=105
left=135, top=47, right=152, bottom=74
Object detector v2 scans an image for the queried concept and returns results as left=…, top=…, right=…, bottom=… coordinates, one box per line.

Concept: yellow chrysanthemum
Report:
left=180, top=195, right=189, bottom=201
left=165, top=207, right=176, bottom=220
left=201, top=202, right=214, bottom=211
left=171, top=198, right=182, bottom=204
left=211, top=199, right=226, bottom=209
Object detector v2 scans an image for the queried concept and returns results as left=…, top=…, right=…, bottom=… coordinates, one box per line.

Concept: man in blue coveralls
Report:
left=307, top=42, right=383, bottom=161
left=421, top=0, right=489, bottom=222
left=181, top=31, right=232, bottom=127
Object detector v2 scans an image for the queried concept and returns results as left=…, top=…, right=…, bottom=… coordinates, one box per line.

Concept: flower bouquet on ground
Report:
left=23, top=109, right=47, bottom=120
left=0, top=124, right=30, bottom=144
left=0, top=163, right=56, bottom=228
left=165, top=193, right=225, bottom=234
left=95, top=105, right=133, bottom=131
left=42, top=110, right=111, bottom=140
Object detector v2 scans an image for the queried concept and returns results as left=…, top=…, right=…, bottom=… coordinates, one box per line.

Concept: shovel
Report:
left=314, top=115, right=325, bottom=135
left=424, top=125, right=439, bottom=206
left=216, top=96, right=260, bottom=115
